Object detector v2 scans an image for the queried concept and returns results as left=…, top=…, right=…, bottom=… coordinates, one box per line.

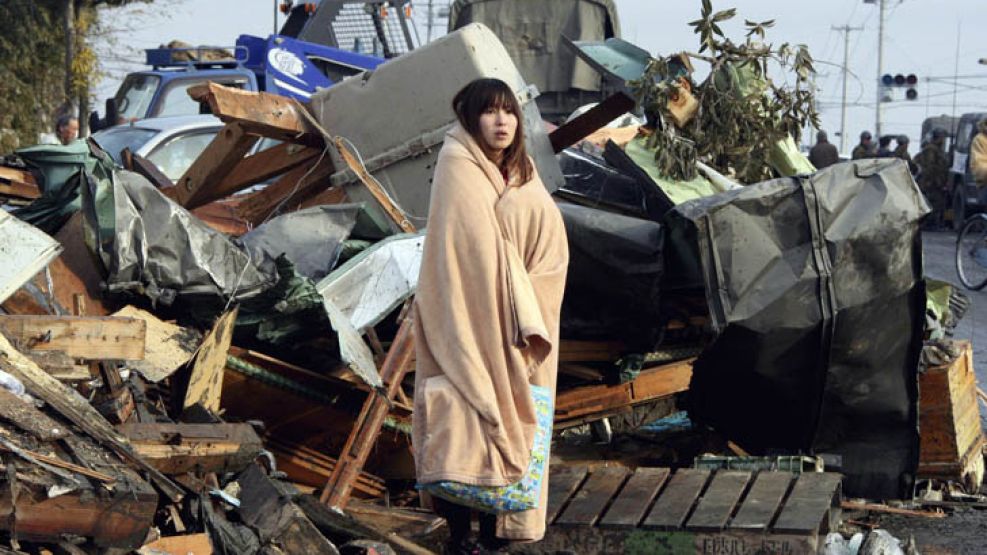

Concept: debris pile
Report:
left=0, top=7, right=980, bottom=554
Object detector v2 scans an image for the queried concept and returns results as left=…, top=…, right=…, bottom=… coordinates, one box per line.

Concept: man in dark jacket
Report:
left=851, top=130, right=876, bottom=159
left=894, top=135, right=918, bottom=174
left=809, top=130, right=839, bottom=169
left=915, top=129, right=950, bottom=229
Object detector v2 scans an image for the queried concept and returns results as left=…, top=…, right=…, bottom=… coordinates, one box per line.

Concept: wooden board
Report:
left=118, top=422, right=263, bottom=476
left=641, top=469, right=710, bottom=530
left=0, top=388, right=68, bottom=442
left=555, top=359, right=693, bottom=425
left=685, top=471, right=751, bottom=532
left=112, top=306, right=199, bottom=383
left=729, top=471, right=794, bottom=530
left=919, top=341, right=986, bottom=486
left=188, top=82, right=321, bottom=145
left=183, top=307, right=238, bottom=413
left=171, top=122, right=260, bottom=208
left=236, top=157, right=336, bottom=225
left=546, top=466, right=589, bottom=524
left=772, top=473, right=842, bottom=534
left=599, top=467, right=670, bottom=529
left=141, top=533, right=213, bottom=555
left=555, top=466, right=631, bottom=527
left=213, top=143, right=320, bottom=201
left=548, top=92, right=636, bottom=153
left=0, top=315, right=146, bottom=361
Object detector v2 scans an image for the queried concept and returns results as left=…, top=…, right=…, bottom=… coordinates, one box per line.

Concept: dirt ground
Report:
left=874, top=231, right=987, bottom=554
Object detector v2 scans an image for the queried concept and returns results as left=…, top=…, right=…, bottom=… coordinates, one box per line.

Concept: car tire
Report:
left=953, top=187, right=967, bottom=231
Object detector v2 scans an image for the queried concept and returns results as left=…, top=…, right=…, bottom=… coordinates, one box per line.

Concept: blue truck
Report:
left=89, top=33, right=386, bottom=131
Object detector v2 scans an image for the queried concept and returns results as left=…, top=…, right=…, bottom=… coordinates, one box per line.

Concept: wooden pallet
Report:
left=535, top=465, right=842, bottom=555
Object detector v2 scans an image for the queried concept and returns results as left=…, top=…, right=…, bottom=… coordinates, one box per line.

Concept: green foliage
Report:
left=0, top=0, right=154, bottom=152
left=631, top=1, right=820, bottom=183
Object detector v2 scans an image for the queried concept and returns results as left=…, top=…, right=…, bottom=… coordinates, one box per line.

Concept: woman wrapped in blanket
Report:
left=412, top=78, right=568, bottom=553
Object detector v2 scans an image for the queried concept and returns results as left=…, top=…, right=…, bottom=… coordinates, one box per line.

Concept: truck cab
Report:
left=91, top=33, right=384, bottom=131
left=950, top=112, right=987, bottom=229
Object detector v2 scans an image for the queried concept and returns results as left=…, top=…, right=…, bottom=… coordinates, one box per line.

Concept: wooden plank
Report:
left=334, top=137, right=415, bottom=233
left=685, top=470, right=752, bottom=532
left=548, top=92, right=636, bottom=153
left=236, top=158, right=336, bottom=225
left=641, top=469, right=711, bottom=530
left=0, top=388, right=68, bottom=441
left=559, top=340, right=626, bottom=363
left=183, top=307, right=238, bottom=413
left=188, top=82, right=321, bottom=145
left=320, top=316, right=416, bottom=509
left=546, top=466, right=589, bottom=524
left=118, top=422, right=264, bottom=476
left=555, top=466, right=631, bottom=527
left=266, top=437, right=386, bottom=497
left=555, top=359, right=693, bottom=424
left=112, top=306, right=198, bottom=383
left=599, top=467, right=670, bottom=529
left=213, top=143, right=321, bottom=199
left=170, top=122, right=260, bottom=209
left=140, top=533, right=213, bottom=555
left=730, top=471, right=794, bottom=530
left=123, top=149, right=174, bottom=189
left=0, top=315, right=146, bottom=361
left=772, top=473, right=842, bottom=534
left=0, top=332, right=184, bottom=503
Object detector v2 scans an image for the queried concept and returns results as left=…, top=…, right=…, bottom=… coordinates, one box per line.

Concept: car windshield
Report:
left=146, top=131, right=218, bottom=181
left=115, top=74, right=161, bottom=122
left=90, top=126, right=158, bottom=165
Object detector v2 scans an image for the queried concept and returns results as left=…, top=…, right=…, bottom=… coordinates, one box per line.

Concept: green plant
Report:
left=630, top=0, right=820, bottom=183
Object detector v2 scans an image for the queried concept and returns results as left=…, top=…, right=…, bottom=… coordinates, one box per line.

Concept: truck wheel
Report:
left=954, top=188, right=967, bottom=231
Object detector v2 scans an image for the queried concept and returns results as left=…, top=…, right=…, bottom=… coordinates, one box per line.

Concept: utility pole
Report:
left=427, top=0, right=434, bottom=43
left=875, top=0, right=886, bottom=138
left=832, top=24, right=863, bottom=154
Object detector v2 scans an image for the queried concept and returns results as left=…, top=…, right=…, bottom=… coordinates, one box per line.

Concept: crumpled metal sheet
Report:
left=670, top=158, right=929, bottom=499
left=90, top=170, right=277, bottom=306
left=0, top=210, right=62, bottom=304
left=239, top=204, right=362, bottom=282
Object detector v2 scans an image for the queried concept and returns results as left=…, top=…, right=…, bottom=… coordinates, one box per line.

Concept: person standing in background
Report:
left=809, top=130, right=839, bottom=169
left=852, top=130, right=876, bottom=159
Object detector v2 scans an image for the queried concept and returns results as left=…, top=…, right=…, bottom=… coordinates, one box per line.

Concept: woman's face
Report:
left=478, top=104, right=518, bottom=154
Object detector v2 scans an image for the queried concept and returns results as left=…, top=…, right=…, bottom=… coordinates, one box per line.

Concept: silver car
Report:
left=91, top=115, right=250, bottom=183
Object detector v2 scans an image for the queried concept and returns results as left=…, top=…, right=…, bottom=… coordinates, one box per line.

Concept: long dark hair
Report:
left=452, top=78, right=533, bottom=185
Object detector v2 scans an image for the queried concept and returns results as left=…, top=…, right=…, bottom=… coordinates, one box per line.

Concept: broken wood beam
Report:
left=181, top=307, right=238, bottom=414
left=214, top=142, right=321, bottom=199
left=122, top=148, right=175, bottom=189
left=0, top=333, right=184, bottom=502
left=168, top=122, right=260, bottom=209
left=554, top=358, right=693, bottom=427
left=297, top=185, right=349, bottom=211
left=0, top=315, right=146, bottom=361
left=188, top=82, right=322, bottom=146
left=548, top=92, right=636, bottom=153
left=0, top=166, right=40, bottom=200
left=334, top=137, right=415, bottom=233
left=320, top=316, right=415, bottom=509
left=118, top=422, right=264, bottom=476
left=235, top=157, right=336, bottom=225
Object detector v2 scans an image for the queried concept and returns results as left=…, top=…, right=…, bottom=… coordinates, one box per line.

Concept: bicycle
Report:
left=955, top=212, right=987, bottom=290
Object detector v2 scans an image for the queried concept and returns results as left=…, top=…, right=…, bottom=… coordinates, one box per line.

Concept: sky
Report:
left=94, top=0, right=987, bottom=154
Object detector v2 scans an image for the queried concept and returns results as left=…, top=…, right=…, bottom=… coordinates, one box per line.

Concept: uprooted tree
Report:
left=631, top=0, right=820, bottom=184
left=0, top=0, right=157, bottom=152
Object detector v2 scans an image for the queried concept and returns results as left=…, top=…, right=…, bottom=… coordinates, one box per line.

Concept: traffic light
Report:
left=881, top=73, right=918, bottom=101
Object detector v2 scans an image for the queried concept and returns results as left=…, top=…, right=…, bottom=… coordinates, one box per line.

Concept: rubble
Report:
left=0, top=8, right=981, bottom=554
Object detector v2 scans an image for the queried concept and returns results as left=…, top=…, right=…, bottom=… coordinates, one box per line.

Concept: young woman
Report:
left=413, top=78, right=569, bottom=553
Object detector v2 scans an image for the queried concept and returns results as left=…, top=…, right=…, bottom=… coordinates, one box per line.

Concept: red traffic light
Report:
left=906, top=74, right=918, bottom=86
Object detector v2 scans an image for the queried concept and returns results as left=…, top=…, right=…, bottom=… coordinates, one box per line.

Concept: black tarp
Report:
left=667, top=158, right=928, bottom=499
left=557, top=200, right=663, bottom=351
